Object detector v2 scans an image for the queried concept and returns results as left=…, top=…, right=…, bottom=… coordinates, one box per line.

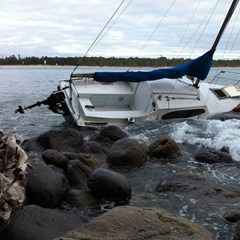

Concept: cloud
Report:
left=0, top=0, right=239, bottom=59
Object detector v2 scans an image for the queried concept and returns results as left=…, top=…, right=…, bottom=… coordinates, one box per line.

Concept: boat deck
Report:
left=79, top=97, right=146, bottom=119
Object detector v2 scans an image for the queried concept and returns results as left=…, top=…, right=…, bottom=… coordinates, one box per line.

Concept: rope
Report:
left=212, top=0, right=240, bottom=50
left=138, top=0, right=176, bottom=56
left=190, top=0, right=220, bottom=57
left=92, top=0, right=133, bottom=53
left=174, top=0, right=202, bottom=57
left=222, top=6, right=240, bottom=59
left=71, top=0, right=126, bottom=74
left=178, top=0, right=220, bottom=57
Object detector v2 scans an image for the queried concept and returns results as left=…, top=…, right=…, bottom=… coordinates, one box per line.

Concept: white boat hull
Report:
left=59, top=75, right=240, bottom=126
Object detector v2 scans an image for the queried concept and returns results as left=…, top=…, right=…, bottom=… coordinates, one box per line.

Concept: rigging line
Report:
left=227, top=27, right=240, bottom=59
left=71, top=0, right=126, bottom=74
left=138, top=0, right=176, bottom=56
left=221, top=6, right=240, bottom=59
left=174, top=0, right=202, bottom=56
left=189, top=0, right=220, bottom=57
left=223, top=6, right=240, bottom=59
left=90, top=0, right=133, bottom=53
left=178, top=0, right=219, bottom=56
left=212, top=0, right=239, bottom=50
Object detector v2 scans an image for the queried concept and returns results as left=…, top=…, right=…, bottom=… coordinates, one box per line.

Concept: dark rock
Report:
left=147, top=135, right=182, bottom=158
left=78, top=153, right=102, bottom=168
left=56, top=206, right=213, bottom=240
left=26, top=161, right=69, bottom=208
left=99, top=125, right=128, bottom=142
left=42, top=149, right=69, bottom=170
left=234, top=221, right=240, bottom=240
left=155, top=171, right=240, bottom=206
left=62, top=151, right=80, bottom=160
left=195, top=149, right=233, bottom=164
left=223, top=210, right=240, bottom=223
left=87, top=168, right=132, bottom=201
left=21, top=128, right=84, bottom=153
left=67, top=159, right=92, bottom=188
left=210, top=111, right=240, bottom=121
left=80, top=141, right=107, bottom=153
left=63, top=189, right=101, bottom=209
left=107, top=138, right=147, bottom=167
left=0, top=205, right=88, bottom=240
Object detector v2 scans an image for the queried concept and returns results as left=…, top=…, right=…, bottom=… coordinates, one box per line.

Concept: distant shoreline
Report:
left=0, top=65, right=240, bottom=68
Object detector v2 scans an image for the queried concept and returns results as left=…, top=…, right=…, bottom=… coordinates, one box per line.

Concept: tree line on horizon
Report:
left=0, top=54, right=239, bottom=67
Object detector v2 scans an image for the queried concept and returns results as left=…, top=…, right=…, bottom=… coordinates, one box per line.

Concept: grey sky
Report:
left=0, top=0, right=239, bottom=60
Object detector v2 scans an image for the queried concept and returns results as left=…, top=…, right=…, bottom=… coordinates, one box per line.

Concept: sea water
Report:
left=1, top=65, right=240, bottom=239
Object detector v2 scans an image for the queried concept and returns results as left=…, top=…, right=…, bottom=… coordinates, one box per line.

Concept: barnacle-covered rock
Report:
left=0, top=131, right=28, bottom=231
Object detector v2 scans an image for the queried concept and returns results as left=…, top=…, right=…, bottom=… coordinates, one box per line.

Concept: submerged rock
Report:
left=63, top=189, right=102, bottom=209
left=223, top=210, right=240, bottom=223
left=195, top=149, right=233, bottom=164
left=147, top=135, right=182, bottom=158
left=210, top=111, right=240, bottom=121
left=55, top=205, right=213, bottom=240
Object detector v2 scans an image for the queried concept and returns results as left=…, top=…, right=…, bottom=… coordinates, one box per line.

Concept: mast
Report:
left=193, top=0, right=239, bottom=88
left=212, top=0, right=239, bottom=50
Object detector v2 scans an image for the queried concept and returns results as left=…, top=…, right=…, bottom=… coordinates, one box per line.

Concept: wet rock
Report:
left=67, top=159, right=92, bottom=188
left=62, top=151, right=80, bottom=160
left=98, top=125, right=128, bottom=142
left=147, top=135, right=182, bottom=158
left=234, top=221, right=240, bottom=240
left=56, top=205, right=213, bottom=240
left=87, top=168, right=132, bottom=201
left=107, top=138, right=147, bottom=167
left=0, top=205, right=87, bottom=240
left=63, top=189, right=101, bottom=209
left=195, top=149, right=233, bottom=164
left=78, top=153, right=102, bottom=168
left=223, top=210, right=240, bottom=223
left=21, top=128, right=84, bottom=153
left=155, top=171, right=240, bottom=206
left=26, top=161, right=69, bottom=208
left=210, top=111, right=240, bottom=121
left=80, top=140, right=107, bottom=154
left=42, top=149, right=69, bottom=170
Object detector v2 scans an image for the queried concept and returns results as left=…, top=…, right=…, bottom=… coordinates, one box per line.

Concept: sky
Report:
left=0, top=0, right=239, bottom=60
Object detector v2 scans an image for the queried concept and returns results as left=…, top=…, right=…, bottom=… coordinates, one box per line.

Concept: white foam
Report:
left=171, top=119, right=240, bottom=161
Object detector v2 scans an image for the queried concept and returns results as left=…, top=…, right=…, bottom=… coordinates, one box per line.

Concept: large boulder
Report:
left=1, top=205, right=87, bottom=240
left=147, top=135, right=182, bottom=158
left=195, top=149, right=233, bottom=164
left=107, top=138, right=147, bottom=167
left=26, top=161, right=69, bottom=208
left=99, top=125, right=128, bottom=142
left=55, top=206, right=213, bottom=240
left=21, top=129, right=84, bottom=153
left=87, top=168, right=132, bottom=201
left=67, top=159, right=93, bottom=188
left=42, top=149, right=70, bottom=170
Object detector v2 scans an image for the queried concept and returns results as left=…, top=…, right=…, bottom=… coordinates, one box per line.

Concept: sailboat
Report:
left=16, top=0, right=240, bottom=126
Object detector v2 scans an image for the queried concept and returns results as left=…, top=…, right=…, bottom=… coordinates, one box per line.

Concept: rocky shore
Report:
left=1, top=124, right=240, bottom=240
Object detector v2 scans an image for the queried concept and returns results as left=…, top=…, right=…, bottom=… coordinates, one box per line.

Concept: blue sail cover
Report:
left=94, top=48, right=215, bottom=82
